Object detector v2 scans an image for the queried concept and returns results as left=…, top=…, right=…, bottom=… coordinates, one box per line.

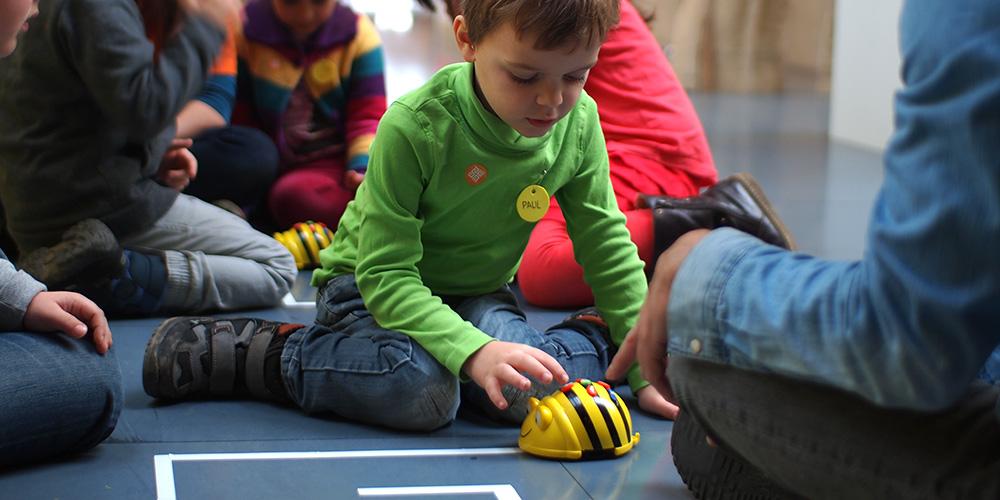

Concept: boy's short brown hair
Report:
left=461, top=0, right=620, bottom=51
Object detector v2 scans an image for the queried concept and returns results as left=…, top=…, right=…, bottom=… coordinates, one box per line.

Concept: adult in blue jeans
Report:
left=608, top=0, right=1000, bottom=498
left=0, top=253, right=123, bottom=466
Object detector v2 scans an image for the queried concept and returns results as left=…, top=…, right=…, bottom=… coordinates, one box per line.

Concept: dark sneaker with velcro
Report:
left=143, top=317, right=303, bottom=403
left=560, top=306, right=614, bottom=354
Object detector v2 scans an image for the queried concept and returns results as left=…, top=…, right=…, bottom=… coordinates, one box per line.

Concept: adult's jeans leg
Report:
left=669, top=356, right=1000, bottom=500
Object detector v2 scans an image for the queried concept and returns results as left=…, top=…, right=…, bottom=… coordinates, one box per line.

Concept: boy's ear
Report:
left=454, top=15, right=476, bottom=62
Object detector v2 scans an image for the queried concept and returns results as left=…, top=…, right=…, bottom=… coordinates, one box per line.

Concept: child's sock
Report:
left=263, top=327, right=296, bottom=401
left=107, top=250, right=167, bottom=316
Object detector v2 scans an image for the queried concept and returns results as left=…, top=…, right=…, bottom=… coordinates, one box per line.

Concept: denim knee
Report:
left=371, top=375, right=461, bottom=431
left=283, top=320, right=461, bottom=431
left=289, top=352, right=460, bottom=431
left=0, top=338, right=123, bottom=465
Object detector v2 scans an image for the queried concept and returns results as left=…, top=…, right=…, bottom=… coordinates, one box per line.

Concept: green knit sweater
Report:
left=313, top=63, right=649, bottom=390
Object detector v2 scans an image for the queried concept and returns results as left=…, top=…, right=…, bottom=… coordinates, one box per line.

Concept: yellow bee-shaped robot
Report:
left=274, top=221, right=334, bottom=270
left=519, top=379, right=639, bottom=460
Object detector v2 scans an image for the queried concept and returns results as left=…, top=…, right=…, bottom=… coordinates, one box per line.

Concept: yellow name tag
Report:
left=517, top=185, right=550, bottom=222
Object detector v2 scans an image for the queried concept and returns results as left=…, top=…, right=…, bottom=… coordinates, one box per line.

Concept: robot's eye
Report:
left=536, top=406, right=553, bottom=429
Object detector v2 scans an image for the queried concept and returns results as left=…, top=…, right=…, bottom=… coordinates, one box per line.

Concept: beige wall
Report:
left=632, top=0, right=834, bottom=93
left=828, top=0, right=902, bottom=151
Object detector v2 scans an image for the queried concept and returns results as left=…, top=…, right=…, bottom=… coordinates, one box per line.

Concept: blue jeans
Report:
left=281, top=274, right=612, bottom=431
left=0, top=332, right=123, bottom=466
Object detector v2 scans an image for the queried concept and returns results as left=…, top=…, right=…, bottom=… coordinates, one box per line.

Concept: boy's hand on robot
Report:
left=463, top=341, right=570, bottom=410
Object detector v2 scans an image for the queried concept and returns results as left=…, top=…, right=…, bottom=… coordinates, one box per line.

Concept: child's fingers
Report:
left=531, top=348, right=569, bottom=384
left=60, top=292, right=113, bottom=354
left=169, top=138, right=193, bottom=149
left=484, top=378, right=511, bottom=410
left=88, top=319, right=112, bottom=355
left=49, top=310, right=88, bottom=339
left=496, top=363, right=531, bottom=391
left=507, top=349, right=565, bottom=387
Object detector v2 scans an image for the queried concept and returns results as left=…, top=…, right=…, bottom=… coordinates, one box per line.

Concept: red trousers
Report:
left=268, top=159, right=354, bottom=230
left=517, top=152, right=702, bottom=308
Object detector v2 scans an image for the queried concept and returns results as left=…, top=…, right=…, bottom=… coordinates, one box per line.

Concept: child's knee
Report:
left=382, top=379, right=461, bottom=431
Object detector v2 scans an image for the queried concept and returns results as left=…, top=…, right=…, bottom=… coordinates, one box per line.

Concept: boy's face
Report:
left=271, top=0, right=337, bottom=41
left=455, top=17, right=599, bottom=138
left=1, top=0, right=39, bottom=57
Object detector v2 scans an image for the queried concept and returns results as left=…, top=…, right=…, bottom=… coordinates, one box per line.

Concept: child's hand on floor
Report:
left=636, top=385, right=680, bottom=420
left=463, top=340, right=569, bottom=410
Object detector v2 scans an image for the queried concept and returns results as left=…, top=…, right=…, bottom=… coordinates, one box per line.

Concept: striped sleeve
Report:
left=344, top=14, right=386, bottom=172
left=195, top=28, right=238, bottom=120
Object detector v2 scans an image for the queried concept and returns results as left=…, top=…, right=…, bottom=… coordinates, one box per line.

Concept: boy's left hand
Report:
left=607, top=229, right=710, bottom=415
left=344, top=170, right=365, bottom=192
left=463, top=340, right=570, bottom=410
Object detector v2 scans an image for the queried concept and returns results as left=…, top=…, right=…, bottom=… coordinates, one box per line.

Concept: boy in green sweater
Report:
left=144, top=0, right=677, bottom=430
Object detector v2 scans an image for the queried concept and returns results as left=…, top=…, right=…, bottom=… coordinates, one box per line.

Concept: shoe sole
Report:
left=18, top=219, right=126, bottom=289
left=729, top=172, right=798, bottom=251
left=672, top=411, right=800, bottom=500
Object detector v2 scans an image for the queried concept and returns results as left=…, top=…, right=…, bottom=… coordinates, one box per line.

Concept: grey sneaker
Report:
left=17, top=219, right=126, bottom=290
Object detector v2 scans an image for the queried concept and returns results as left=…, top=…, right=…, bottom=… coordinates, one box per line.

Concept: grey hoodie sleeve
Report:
left=0, top=260, right=46, bottom=331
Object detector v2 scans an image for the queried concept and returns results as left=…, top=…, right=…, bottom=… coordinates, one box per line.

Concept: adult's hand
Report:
left=606, top=229, right=710, bottom=402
